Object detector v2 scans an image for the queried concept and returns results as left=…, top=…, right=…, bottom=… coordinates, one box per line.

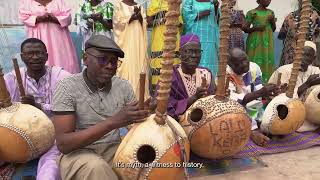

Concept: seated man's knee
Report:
left=61, top=153, right=118, bottom=180
left=84, top=157, right=109, bottom=171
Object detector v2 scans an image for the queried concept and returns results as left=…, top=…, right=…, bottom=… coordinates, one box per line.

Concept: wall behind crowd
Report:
left=1, top=0, right=296, bottom=72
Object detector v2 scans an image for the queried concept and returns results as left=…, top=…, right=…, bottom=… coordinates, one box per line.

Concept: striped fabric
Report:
left=235, top=130, right=320, bottom=158
left=227, top=62, right=264, bottom=130
left=227, top=62, right=263, bottom=104
left=0, top=163, right=15, bottom=180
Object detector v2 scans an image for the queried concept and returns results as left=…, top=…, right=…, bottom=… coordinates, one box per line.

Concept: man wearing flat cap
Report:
left=269, top=41, right=320, bottom=132
left=52, top=35, right=149, bottom=180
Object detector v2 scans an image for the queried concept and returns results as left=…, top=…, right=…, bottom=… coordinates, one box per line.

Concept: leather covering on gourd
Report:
left=180, top=96, right=251, bottom=159
left=179, top=0, right=251, bottom=159
left=302, top=85, right=320, bottom=124
left=0, top=103, right=55, bottom=162
left=113, top=0, right=190, bottom=179
left=0, top=68, right=54, bottom=163
left=113, top=115, right=190, bottom=180
left=260, top=93, right=305, bottom=135
left=260, top=0, right=311, bottom=135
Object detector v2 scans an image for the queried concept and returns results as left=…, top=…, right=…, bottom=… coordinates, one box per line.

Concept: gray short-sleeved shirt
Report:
left=52, top=70, right=136, bottom=144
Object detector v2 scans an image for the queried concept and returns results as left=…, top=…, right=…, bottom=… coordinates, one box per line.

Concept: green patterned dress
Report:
left=75, top=1, right=114, bottom=47
left=245, top=9, right=275, bottom=82
left=77, top=1, right=113, bottom=33
left=74, top=0, right=114, bottom=69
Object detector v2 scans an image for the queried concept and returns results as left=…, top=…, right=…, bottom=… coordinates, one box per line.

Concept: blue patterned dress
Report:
left=182, top=0, right=220, bottom=76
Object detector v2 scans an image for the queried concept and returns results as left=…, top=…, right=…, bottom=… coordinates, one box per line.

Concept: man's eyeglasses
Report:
left=183, top=49, right=203, bottom=55
left=86, top=52, right=122, bottom=68
left=21, top=51, right=47, bottom=58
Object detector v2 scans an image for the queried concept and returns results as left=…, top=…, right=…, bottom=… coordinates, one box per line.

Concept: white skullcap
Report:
left=304, top=41, right=317, bottom=52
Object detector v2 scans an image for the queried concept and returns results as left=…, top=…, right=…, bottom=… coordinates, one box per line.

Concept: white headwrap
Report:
left=305, top=41, right=317, bottom=52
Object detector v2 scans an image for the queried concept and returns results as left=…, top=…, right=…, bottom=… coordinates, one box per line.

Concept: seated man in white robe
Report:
left=269, top=41, right=320, bottom=132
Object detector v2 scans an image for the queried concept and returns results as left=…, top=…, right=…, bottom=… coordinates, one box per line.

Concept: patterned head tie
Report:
left=180, top=34, right=200, bottom=49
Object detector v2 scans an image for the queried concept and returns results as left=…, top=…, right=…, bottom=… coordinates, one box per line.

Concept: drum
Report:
left=180, top=95, right=251, bottom=159
left=302, top=85, right=320, bottom=124
left=260, top=93, right=305, bottom=135
left=113, top=114, right=190, bottom=180
left=0, top=102, right=55, bottom=162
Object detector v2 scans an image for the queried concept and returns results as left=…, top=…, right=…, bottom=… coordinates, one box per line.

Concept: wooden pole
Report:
left=215, top=0, right=231, bottom=99
left=286, top=0, right=312, bottom=98
left=12, top=58, right=25, bottom=97
left=200, top=76, right=207, bottom=98
left=277, top=73, right=282, bottom=86
left=201, top=76, right=207, bottom=88
left=154, top=0, right=182, bottom=125
left=139, top=73, right=146, bottom=110
left=0, top=66, right=12, bottom=108
left=225, top=74, right=231, bottom=97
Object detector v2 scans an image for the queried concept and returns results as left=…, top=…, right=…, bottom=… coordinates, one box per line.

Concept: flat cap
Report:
left=85, top=35, right=124, bottom=58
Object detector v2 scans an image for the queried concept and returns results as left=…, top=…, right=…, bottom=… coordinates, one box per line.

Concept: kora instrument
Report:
left=180, top=0, right=251, bottom=159
left=260, top=0, right=311, bottom=135
left=113, top=0, right=190, bottom=179
left=0, top=103, right=55, bottom=162
left=302, top=85, right=320, bottom=124
left=0, top=66, right=55, bottom=162
left=113, top=114, right=190, bottom=179
left=260, top=93, right=305, bottom=135
left=180, top=96, right=251, bottom=159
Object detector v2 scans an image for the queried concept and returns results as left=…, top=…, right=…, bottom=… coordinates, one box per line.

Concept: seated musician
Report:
left=269, top=41, right=320, bottom=131
left=3, top=38, right=70, bottom=180
left=157, top=33, right=215, bottom=121
left=52, top=35, right=149, bottom=180
left=227, top=48, right=282, bottom=147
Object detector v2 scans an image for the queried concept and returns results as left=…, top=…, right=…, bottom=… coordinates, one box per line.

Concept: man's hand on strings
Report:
left=258, top=84, right=281, bottom=98
left=113, top=101, right=149, bottom=127
left=306, top=74, right=320, bottom=87
left=141, top=97, right=153, bottom=112
left=194, top=86, right=209, bottom=99
left=279, top=83, right=288, bottom=94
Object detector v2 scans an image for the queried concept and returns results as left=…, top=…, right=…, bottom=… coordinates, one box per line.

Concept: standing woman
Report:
left=278, top=0, right=319, bottom=66
left=182, top=0, right=220, bottom=76
left=229, top=0, right=245, bottom=50
left=243, top=0, right=276, bottom=82
left=147, top=0, right=183, bottom=95
left=19, top=0, right=80, bottom=73
left=113, top=0, right=149, bottom=98
left=75, top=0, right=114, bottom=65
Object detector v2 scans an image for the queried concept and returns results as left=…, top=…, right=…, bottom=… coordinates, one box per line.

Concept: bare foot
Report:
left=251, top=130, right=270, bottom=147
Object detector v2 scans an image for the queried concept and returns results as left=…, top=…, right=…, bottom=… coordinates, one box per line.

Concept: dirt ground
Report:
left=192, top=147, right=320, bottom=180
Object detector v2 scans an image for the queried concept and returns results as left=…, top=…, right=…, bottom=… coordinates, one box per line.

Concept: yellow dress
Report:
left=147, top=0, right=183, bottom=95
left=113, top=1, right=149, bottom=99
